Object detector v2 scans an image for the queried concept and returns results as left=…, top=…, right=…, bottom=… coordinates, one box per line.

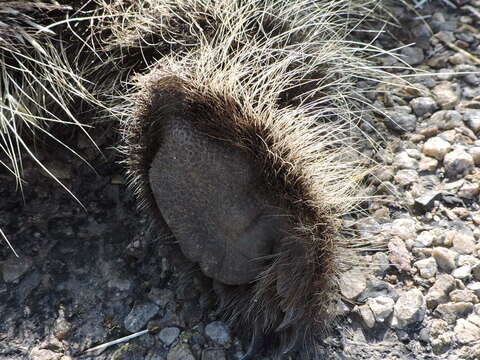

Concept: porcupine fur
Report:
left=0, top=0, right=404, bottom=358
left=0, top=1, right=101, bottom=185
left=117, top=0, right=392, bottom=358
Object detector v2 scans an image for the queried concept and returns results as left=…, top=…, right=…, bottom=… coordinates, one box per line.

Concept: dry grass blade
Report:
left=0, top=1, right=100, bottom=199
left=0, top=227, right=19, bottom=258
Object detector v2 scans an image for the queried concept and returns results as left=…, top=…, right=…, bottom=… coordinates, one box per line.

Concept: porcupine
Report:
left=1, top=0, right=397, bottom=358
left=114, top=0, right=393, bottom=358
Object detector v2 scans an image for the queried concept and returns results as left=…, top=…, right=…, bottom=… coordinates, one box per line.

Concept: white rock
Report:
left=422, top=137, right=451, bottom=160
left=367, top=296, right=395, bottom=323
left=433, top=82, right=459, bottom=109
left=357, top=304, right=375, bottom=328
left=450, top=289, right=478, bottom=304
left=470, top=147, right=480, bottom=166
left=415, top=231, right=434, bottom=248
left=394, top=169, right=418, bottom=186
left=389, top=218, right=417, bottom=240
left=454, top=319, right=480, bottom=344
left=464, top=110, right=480, bottom=133
left=468, top=282, right=480, bottom=298
left=432, top=247, right=458, bottom=272
left=392, top=289, right=426, bottom=329
left=426, top=274, right=456, bottom=309
left=452, top=265, right=471, bottom=280
left=418, top=156, right=438, bottom=171
left=452, top=230, right=476, bottom=254
left=394, top=152, right=418, bottom=170
left=414, top=257, right=437, bottom=279
left=339, top=270, right=367, bottom=300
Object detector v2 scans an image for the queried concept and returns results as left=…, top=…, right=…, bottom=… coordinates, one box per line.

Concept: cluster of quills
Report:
left=0, top=1, right=396, bottom=358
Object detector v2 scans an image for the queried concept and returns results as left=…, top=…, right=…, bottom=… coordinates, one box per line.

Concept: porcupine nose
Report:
left=148, top=112, right=291, bottom=285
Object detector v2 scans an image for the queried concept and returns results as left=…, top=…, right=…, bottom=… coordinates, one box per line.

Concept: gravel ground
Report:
left=1, top=1, right=480, bottom=359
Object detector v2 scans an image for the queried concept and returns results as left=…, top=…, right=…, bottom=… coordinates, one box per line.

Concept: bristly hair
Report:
left=0, top=1, right=100, bottom=198
left=118, top=0, right=389, bottom=357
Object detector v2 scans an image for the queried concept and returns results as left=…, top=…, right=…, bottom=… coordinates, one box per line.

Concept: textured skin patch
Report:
left=149, top=114, right=290, bottom=285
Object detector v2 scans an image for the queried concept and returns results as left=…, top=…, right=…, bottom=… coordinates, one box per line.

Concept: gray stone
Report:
left=124, top=302, right=160, bottom=333
left=426, top=274, right=456, bottom=309
left=435, top=302, right=474, bottom=324
left=422, top=137, right=451, bottom=160
left=392, top=289, right=426, bottom=329
left=201, top=349, right=226, bottom=360
left=394, top=152, right=418, bottom=169
left=386, top=112, right=417, bottom=133
left=414, top=257, right=437, bottom=279
left=2, top=256, right=33, bottom=283
left=146, top=349, right=167, bottom=360
left=205, top=321, right=231, bottom=346
left=372, top=252, right=390, bottom=276
left=339, top=269, right=367, bottom=300
left=158, top=327, right=180, bottom=346
left=468, top=282, right=480, bottom=298
left=444, top=148, right=475, bottom=178
left=167, top=344, right=195, bottom=360
left=358, top=278, right=398, bottom=302
left=112, top=344, right=145, bottom=360
left=148, top=288, right=176, bottom=310
left=472, top=264, right=480, bottom=281
left=432, top=247, right=458, bottom=272
left=431, top=110, right=463, bottom=129
left=433, top=82, right=459, bottom=109
left=413, top=191, right=442, bottom=214
left=410, top=97, right=438, bottom=117
left=454, top=319, right=480, bottom=344
left=452, top=265, right=471, bottom=280
left=464, top=110, right=480, bottom=133
left=401, top=47, right=424, bottom=66
left=367, top=296, right=395, bottom=323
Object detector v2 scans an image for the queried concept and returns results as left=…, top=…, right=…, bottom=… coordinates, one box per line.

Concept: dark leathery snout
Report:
left=149, top=114, right=290, bottom=285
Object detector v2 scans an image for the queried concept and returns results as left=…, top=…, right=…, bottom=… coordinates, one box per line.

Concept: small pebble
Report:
left=367, top=296, right=395, bottom=323
left=426, top=274, right=456, bottom=309
left=339, top=270, right=367, bottom=300
left=204, top=321, right=231, bottom=346
left=454, top=319, right=480, bottom=344
left=433, top=82, right=459, bottom=109
left=444, top=148, right=475, bottom=178
left=410, top=97, right=438, bottom=117
left=422, top=137, right=451, bottom=160
left=158, top=327, right=180, bottom=346
left=432, top=247, right=458, bottom=272
left=392, top=289, right=426, bottom=329
left=414, top=257, right=437, bottom=279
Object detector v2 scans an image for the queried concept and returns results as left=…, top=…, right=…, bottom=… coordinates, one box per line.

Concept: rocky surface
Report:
left=1, top=1, right=480, bottom=360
